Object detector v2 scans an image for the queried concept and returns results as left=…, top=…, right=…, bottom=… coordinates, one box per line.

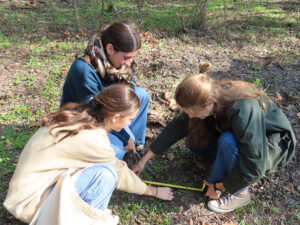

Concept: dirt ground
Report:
left=0, top=1, right=300, bottom=224
left=113, top=33, right=300, bottom=224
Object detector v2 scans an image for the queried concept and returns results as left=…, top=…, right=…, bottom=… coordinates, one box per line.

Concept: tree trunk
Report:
left=48, top=0, right=57, bottom=27
left=101, top=0, right=105, bottom=16
left=135, top=0, right=145, bottom=26
left=197, top=0, right=210, bottom=31
left=73, top=0, right=81, bottom=31
left=108, top=0, right=121, bottom=19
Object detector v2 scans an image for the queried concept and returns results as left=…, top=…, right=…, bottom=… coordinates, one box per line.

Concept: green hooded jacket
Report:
left=150, top=98, right=296, bottom=193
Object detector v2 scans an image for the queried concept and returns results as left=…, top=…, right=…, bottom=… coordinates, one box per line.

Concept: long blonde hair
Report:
left=175, top=62, right=271, bottom=148
left=175, top=62, right=271, bottom=113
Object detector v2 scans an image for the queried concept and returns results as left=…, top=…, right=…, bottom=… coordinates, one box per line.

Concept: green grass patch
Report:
left=0, top=104, right=35, bottom=124
left=0, top=33, right=11, bottom=49
left=116, top=200, right=171, bottom=225
left=0, top=126, right=36, bottom=181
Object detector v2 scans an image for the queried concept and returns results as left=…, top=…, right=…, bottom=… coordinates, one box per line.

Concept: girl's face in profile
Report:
left=182, top=102, right=214, bottom=120
left=106, top=44, right=137, bottom=69
left=109, top=109, right=139, bottom=132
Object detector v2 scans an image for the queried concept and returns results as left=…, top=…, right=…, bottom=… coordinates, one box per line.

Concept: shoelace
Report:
left=218, top=193, right=236, bottom=206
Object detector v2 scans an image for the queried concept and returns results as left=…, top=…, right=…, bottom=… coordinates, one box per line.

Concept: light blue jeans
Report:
left=74, top=163, right=117, bottom=210
left=109, top=87, right=149, bottom=160
left=191, top=132, right=248, bottom=191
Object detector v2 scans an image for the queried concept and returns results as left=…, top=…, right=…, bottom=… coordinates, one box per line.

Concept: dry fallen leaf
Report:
left=34, top=69, right=42, bottom=74
left=169, top=99, right=177, bottom=108
left=282, top=182, right=294, bottom=192
left=223, top=221, right=238, bottom=225
left=79, top=29, right=87, bottom=36
left=6, top=139, right=12, bottom=150
left=147, top=109, right=165, bottom=126
left=275, top=91, right=283, bottom=103
left=145, top=127, right=155, bottom=139
left=166, top=152, right=175, bottom=161
left=189, top=219, right=193, bottom=225
left=162, top=92, right=172, bottom=101
left=61, top=67, right=68, bottom=76
left=142, top=31, right=159, bottom=45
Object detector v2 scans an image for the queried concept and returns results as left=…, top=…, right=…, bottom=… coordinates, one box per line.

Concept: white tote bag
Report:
left=30, top=169, right=119, bottom=225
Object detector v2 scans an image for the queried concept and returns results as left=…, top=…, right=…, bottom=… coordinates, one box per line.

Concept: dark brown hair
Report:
left=42, top=84, right=140, bottom=143
left=100, top=21, right=141, bottom=53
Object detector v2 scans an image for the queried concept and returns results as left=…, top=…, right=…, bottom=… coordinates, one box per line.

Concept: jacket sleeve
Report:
left=70, top=68, right=100, bottom=103
left=223, top=99, right=267, bottom=193
left=150, top=113, right=189, bottom=155
left=113, top=158, right=147, bottom=195
left=66, top=130, right=147, bottom=195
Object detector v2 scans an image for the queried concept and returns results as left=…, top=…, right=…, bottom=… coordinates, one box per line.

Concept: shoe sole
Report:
left=207, top=199, right=251, bottom=213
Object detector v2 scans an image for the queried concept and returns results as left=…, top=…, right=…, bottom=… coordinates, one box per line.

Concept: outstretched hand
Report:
left=132, top=161, right=145, bottom=176
left=204, top=180, right=220, bottom=200
left=156, top=187, right=174, bottom=201
left=132, top=150, right=155, bottom=176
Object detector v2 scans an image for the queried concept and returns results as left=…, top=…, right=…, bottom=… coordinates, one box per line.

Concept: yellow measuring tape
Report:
left=143, top=180, right=207, bottom=192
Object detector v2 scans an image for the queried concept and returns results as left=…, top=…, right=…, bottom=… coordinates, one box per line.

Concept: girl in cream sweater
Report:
left=4, top=84, right=173, bottom=224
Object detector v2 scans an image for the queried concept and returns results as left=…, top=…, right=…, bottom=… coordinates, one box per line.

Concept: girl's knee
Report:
left=218, top=132, right=236, bottom=146
left=93, top=163, right=118, bottom=185
left=217, top=132, right=238, bottom=156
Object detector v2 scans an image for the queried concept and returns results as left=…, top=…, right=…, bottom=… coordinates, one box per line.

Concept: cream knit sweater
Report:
left=3, top=126, right=147, bottom=223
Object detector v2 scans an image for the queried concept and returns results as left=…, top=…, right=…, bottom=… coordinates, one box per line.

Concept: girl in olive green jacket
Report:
left=133, top=63, right=296, bottom=213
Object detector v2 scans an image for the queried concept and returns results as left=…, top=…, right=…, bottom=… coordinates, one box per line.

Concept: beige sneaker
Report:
left=207, top=189, right=251, bottom=213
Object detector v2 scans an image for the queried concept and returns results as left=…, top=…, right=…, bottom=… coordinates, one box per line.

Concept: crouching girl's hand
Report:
left=145, top=186, right=173, bottom=200
left=155, top=187, right=174, bottom=200
left=132, top=161, right=145, bottom=176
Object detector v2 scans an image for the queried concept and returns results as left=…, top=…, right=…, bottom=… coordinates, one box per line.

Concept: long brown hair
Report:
left=175, top=62, right=271, bottom=147
left=175, top=62, right=271, bottom=113
left=42, top=84, right=140, bottom=143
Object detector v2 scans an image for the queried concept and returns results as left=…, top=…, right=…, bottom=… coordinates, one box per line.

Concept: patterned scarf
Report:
left=80, top=35, right=136, bottom=84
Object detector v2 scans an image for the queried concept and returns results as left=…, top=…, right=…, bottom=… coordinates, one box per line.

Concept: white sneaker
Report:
left=136, top=144, right=144, bottom=151
left=208, top=189, right=251, bottom=213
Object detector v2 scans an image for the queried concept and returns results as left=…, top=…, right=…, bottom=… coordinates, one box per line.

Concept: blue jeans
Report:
left=109, top=87, right=149, bottom=160
left=74, top=163, right=117, bottom=210
left=191, top=132, right=248, bottom=191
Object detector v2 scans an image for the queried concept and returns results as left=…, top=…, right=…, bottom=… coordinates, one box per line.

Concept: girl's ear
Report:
left=111, top=114, right=121, bottom=124
left=206, top=100, right=215, bottom=112
left=106, top=44, right=115, bottom=56
left=207, top=101, right=214, bottom=106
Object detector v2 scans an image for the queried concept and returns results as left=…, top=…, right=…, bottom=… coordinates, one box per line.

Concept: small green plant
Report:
left=158, top=42, right=164, bottom=50
left=0, top=37, right=10, bottom=48
left=142, top=43, right=151, bottom=50
left=120, top=193, right=131, bottom=201
left=26, top=56, right=42, bottom=68
left=0, top=104, right=35, bottom=124
left=252, top=65, right=261, bottom=71
left=254, top=78, right=261, bottom=86
left=270, top=207, right=279, bottom=214
left=58, top=41, right=72, bottom=51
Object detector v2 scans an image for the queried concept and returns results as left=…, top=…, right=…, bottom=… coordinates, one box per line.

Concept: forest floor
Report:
left=0, top=0, right=299, bottom=224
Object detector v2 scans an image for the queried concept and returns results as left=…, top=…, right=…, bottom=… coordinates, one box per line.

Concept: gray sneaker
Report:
left=207, top=189, right=251, bottom=213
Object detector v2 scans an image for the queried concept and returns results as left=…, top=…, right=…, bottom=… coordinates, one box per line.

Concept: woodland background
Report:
left=0, top=0, right=299, bottom=224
